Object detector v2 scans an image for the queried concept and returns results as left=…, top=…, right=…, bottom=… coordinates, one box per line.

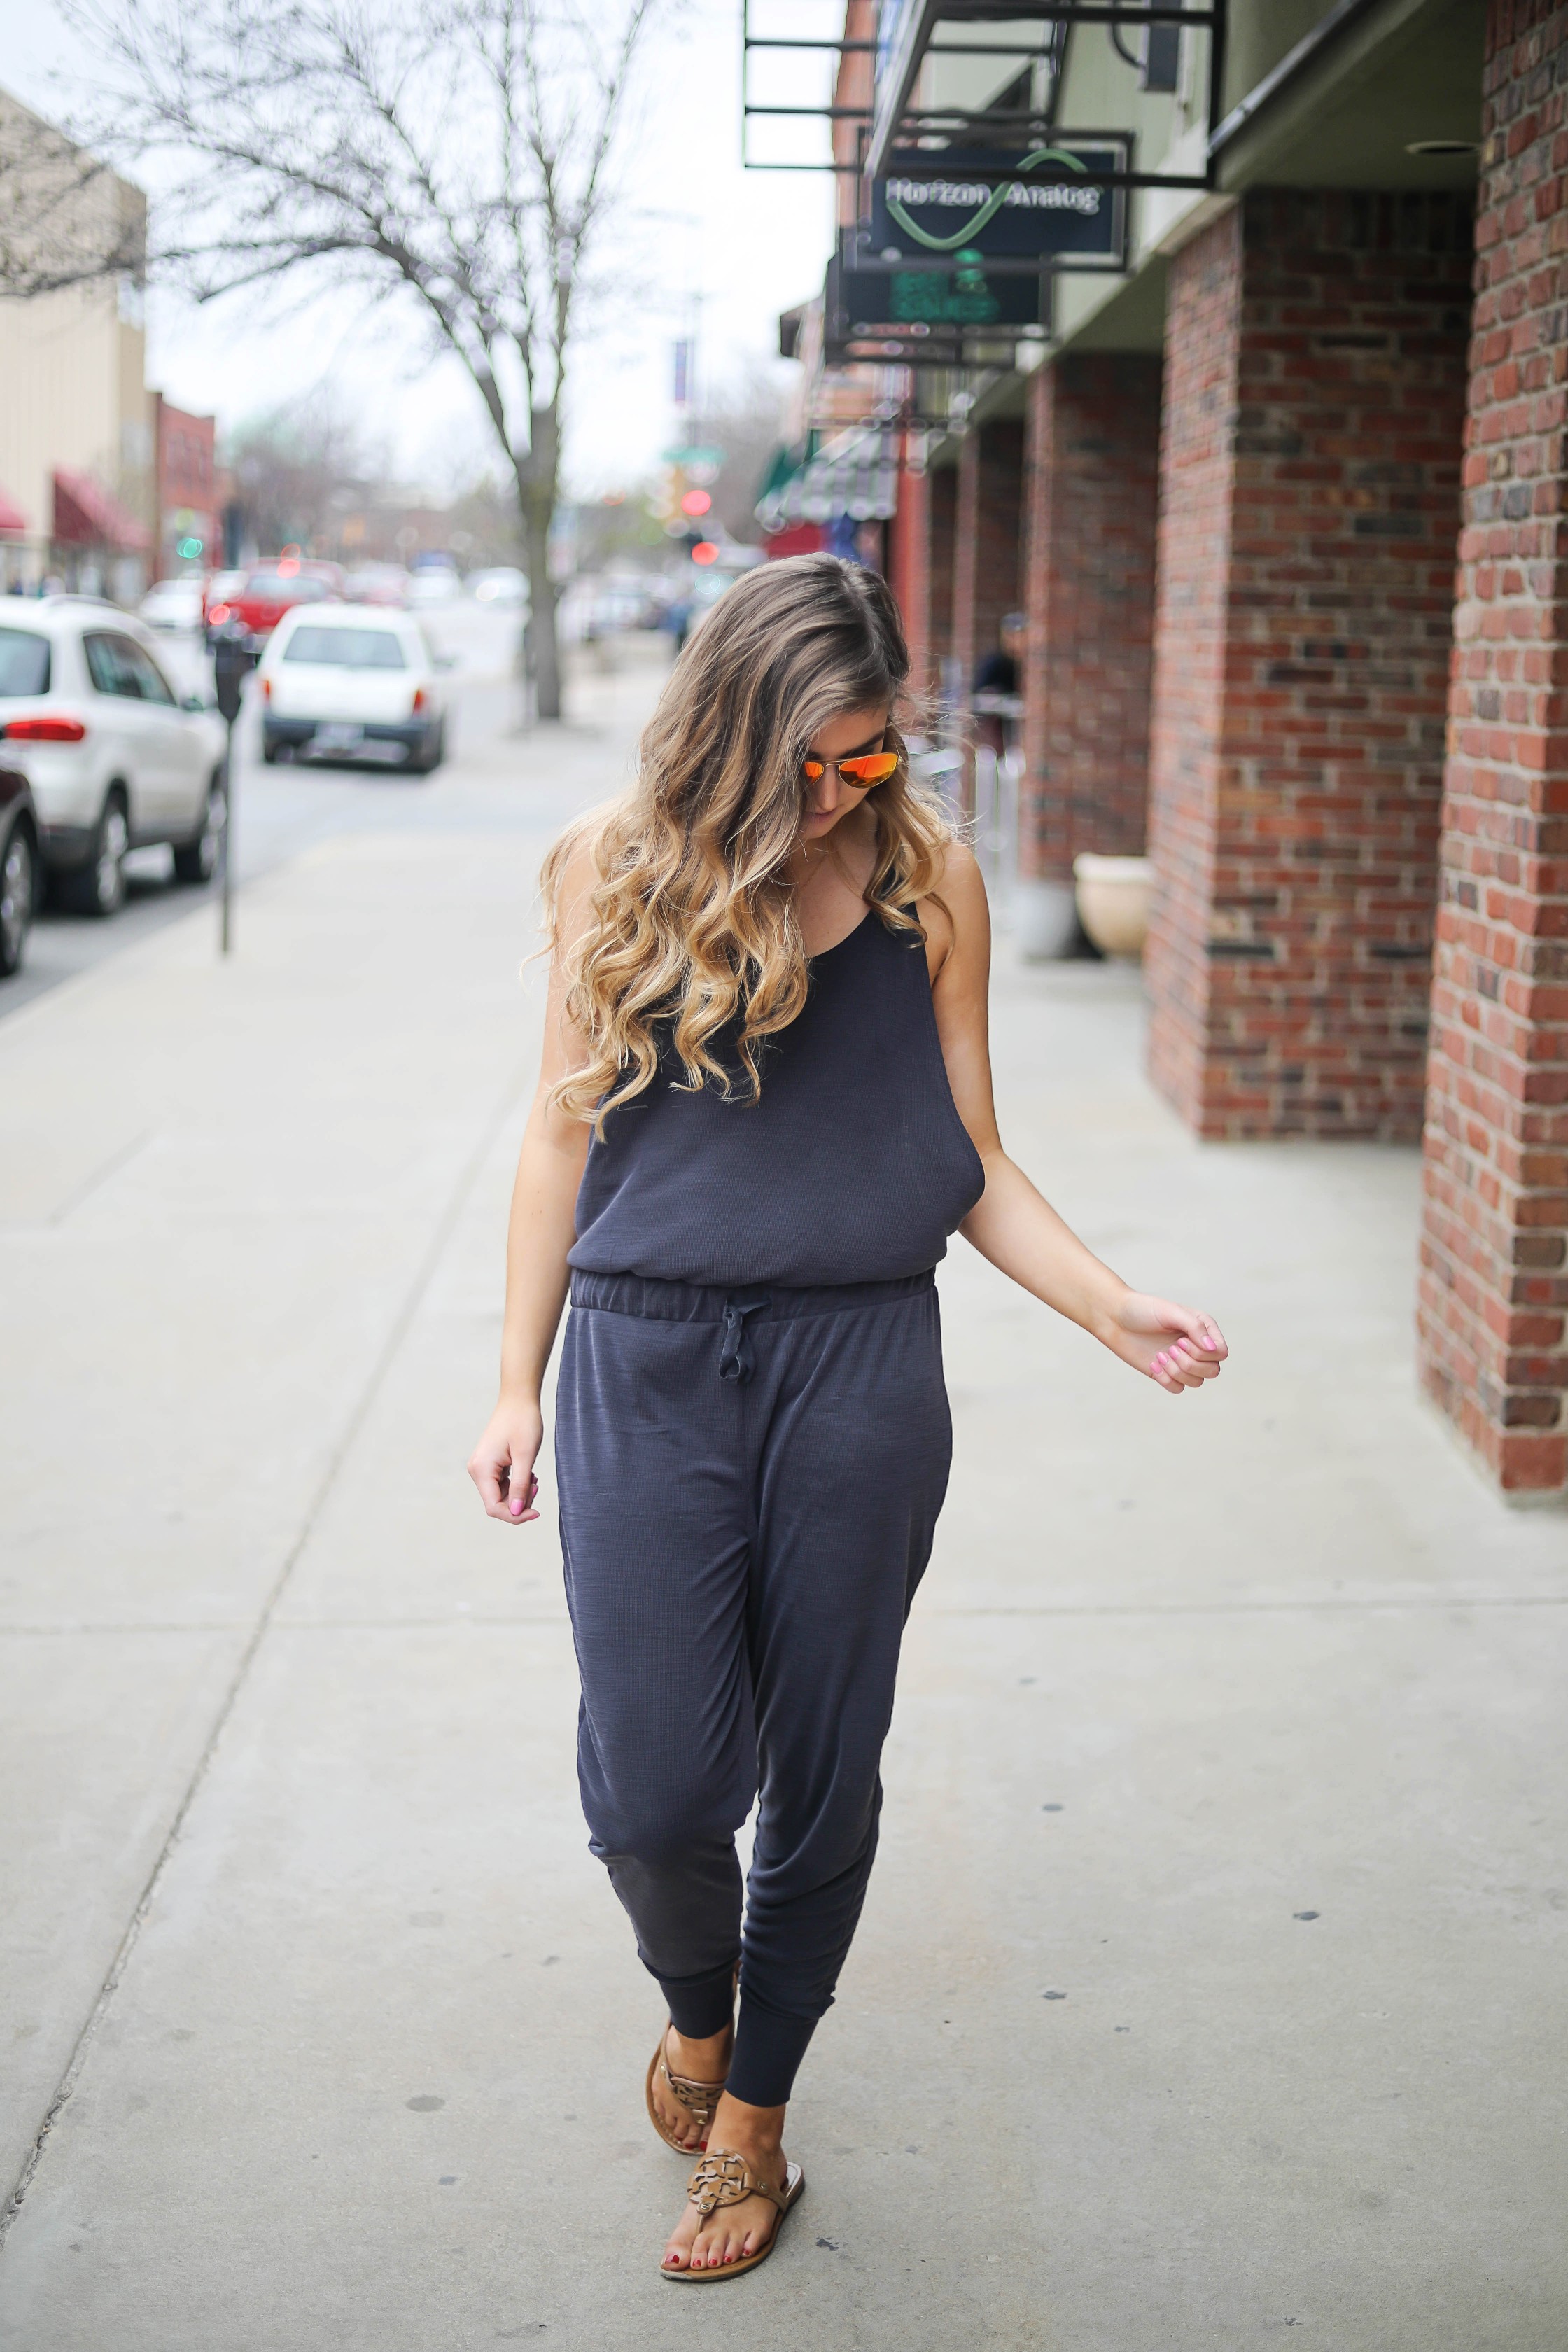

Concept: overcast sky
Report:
left=0, top=0, right=836, bottom=496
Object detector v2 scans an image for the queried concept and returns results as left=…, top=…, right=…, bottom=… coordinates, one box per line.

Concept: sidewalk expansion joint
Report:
left=0, top=1056, right=533, bottom=2254
left=927, top=1595, right=1568, bottom=1616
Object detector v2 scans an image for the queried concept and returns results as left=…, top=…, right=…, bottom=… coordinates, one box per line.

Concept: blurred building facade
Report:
left=151, top=395, right=217, bottom=581
left=764, top=0, right=1566, bottom=1502
left=0, top=88, right=153, bottom=594
left=0, top=88, right=218, bottom=594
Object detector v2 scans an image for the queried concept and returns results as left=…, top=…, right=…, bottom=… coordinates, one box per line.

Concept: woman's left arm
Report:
left=927, top=846, right=1228, bottom=1396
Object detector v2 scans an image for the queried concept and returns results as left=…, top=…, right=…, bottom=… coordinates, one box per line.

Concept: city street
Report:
left=4, top=601, right=532, bottom=1020
left=2, top=635, right=1564, bottom=2350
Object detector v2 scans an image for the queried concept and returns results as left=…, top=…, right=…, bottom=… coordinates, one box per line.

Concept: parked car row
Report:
left=0, top=597, right=230, bottom=973
left=0, top=578, right=467, bottom=981
left=136, top=559, right=531, bottom=648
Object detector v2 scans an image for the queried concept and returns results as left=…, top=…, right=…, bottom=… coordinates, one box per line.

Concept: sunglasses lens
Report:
left=840, top=753, right=899, bottom=786
left=802, top=760, right=825, bottom=781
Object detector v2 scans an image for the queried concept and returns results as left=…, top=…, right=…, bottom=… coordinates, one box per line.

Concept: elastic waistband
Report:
left=568, top=1267, right=935, bottom=1324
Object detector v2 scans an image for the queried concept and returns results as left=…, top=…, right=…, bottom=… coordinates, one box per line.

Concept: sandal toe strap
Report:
left=687, top=2150, right=787, bottom=2218
left=660, top=2058, right=722, bottom=2124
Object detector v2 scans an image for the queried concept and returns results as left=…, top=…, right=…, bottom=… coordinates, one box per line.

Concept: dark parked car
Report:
left=0, top=762, right=38, bottom=978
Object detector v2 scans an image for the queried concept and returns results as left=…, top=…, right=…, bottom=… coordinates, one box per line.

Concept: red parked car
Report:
left=213, top=558, right=345, bottom=644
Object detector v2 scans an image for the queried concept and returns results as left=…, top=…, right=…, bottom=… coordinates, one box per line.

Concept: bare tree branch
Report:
left=52, top=0, right=667, bottom=717
left=0, top=87, right=147, bottom=298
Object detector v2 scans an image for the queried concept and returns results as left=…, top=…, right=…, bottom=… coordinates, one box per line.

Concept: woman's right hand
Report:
left=467, top=1397, right=544, bottom=1524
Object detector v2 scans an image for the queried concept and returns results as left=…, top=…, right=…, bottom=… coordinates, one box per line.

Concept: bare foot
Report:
left=662, top=2092, right=788, bottom=2274
left=650, top=2022, right=732, bottom=2152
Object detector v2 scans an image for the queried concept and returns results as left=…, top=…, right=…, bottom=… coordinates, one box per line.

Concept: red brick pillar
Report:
left=1021, top=354, right=1162, bottom=927
left=929, top=462, right=957, bottom=680
left=952, top=418, right=1025, bottom=689
left=1144, top=191, right=1474, bottom=1137
left=887, top=435, right=934, bottom=696
left=1419, top=2, right=1568, bottom=1501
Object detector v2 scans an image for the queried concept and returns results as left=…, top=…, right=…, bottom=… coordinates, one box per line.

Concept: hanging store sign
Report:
left=822, top=251, right=1051, bottom=368
left=864, top=141, right=1128, bottom=272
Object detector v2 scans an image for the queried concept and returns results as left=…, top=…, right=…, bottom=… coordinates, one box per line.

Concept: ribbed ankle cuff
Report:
left=725, top=1991, right=819, bottom=2108
left=657, top=1959, right=738, bottom=2041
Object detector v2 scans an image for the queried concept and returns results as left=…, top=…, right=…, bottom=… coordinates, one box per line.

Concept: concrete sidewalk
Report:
left=1, top=678, right=1564, bottom=2349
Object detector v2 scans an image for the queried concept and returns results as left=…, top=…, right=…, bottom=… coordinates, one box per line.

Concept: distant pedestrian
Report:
left=972, top=608, right=1025, bottom=700
left=972, top=609, right=1026, bottom=767
left=468, top=555, right=1228, bottom=2282
left=665, top=593, right=693, bottom=657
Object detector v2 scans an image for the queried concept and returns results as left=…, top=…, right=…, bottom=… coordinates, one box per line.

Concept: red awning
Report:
left=52, top=468, right=150, bottom=554
left=0, top=484, right=27, bottom=535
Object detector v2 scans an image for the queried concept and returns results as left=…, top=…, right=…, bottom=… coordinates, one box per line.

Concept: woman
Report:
left=467, top=556, right=1226, bottom=2283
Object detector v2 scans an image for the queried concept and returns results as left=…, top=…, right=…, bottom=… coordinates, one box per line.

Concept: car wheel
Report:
left=172, top=769, right=227, bottom=886
left=412, top=717, right=445, bottom=776
left=0, top=820, right=35, bottom=977
left=62, top=792, right=129, bottom=918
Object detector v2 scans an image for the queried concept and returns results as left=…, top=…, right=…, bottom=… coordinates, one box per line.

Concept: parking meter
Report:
left=211, top=626, right=255, bottom=953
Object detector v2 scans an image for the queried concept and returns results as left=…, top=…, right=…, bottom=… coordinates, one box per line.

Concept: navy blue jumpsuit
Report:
left=555, top=907, right=984, bottom=2106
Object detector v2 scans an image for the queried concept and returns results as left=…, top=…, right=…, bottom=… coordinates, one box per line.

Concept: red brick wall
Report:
left=1418, top=0, right=1568, bottom=1498
left=930, top=461, right=957, bottom=676
left=1022, top=354, right=1161, bottom=883
left=1144, top=190, right=1474, bottom=1139
left=953, top=418, right=1024, bottom=690
left=887, top=439, right=934, bottom=696
left=155, top=400, right=215, bottom=511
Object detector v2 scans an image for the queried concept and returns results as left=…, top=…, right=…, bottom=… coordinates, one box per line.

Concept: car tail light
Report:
left=261, top=676, right=272, bottom=700
left=412, top=686, right=428, bottom=714
left=5, top=713, right=88, bottom=743
left=209, top=603, right=231, bottom=624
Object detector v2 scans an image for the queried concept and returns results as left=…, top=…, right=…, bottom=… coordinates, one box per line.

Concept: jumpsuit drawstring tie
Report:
left=718, top=1294, right=771, bottom=1385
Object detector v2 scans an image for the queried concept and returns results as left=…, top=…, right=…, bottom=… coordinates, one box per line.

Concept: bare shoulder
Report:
left=935, top=836, right=988, bottom=910
left=554, top=805, right=614, bottom=887
left=547, top=807, right=615, bottom=951
left=918, top=836, right=990, bottom=976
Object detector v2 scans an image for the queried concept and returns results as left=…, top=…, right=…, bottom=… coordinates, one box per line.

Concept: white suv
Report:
left=0, top=598, right=230, bottom=916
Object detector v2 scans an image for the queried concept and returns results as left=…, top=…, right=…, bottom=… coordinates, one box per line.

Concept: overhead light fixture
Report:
left=1406, top=139, right=1479, bottom=155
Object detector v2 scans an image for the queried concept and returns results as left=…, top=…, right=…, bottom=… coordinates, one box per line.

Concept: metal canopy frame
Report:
left=742, top=0, right=1227, bottom=188
left=867, top=0, right=1226, bottom=184
left=741, top=2, right=872, bottom=172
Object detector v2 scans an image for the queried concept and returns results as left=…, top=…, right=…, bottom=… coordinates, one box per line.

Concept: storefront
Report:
left=753, top=0, right=1565, bottom=1502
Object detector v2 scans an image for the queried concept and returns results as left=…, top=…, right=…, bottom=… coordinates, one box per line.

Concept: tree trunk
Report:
left=515, top=402, right=562, bottom=722
left=526, top=513, right=560, bottom=720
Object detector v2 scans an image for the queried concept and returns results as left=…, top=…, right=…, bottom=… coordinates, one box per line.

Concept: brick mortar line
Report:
left=0, top=1056, right=531, bottom=2253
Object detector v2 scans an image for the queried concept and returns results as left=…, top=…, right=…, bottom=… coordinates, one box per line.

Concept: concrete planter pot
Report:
left=1073, top=853, right=1153, bottom=959
left=1014, top=877, right=1079, bottom=961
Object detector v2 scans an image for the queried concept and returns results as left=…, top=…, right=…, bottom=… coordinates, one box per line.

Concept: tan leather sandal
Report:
left=662, top=2148, right=806, bottom=2283
left=645, top=2029, right=726, bottom=2155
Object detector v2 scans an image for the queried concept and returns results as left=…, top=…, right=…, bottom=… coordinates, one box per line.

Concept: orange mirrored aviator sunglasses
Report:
left=802, top=751, right=899, bottom=790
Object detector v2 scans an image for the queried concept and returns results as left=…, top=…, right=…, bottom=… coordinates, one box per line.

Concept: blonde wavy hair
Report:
left=542, top=554, right=953, bottom=1127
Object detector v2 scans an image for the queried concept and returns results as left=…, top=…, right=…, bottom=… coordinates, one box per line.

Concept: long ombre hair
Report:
left=542, top=554, right=953, bottom=1127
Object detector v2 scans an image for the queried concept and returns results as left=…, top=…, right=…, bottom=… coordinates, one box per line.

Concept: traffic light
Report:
left=653, top=465, right=689, bottom=532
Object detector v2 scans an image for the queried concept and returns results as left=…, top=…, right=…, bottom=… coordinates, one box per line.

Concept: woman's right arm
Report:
left=465, top=843, right=597, bottom=1525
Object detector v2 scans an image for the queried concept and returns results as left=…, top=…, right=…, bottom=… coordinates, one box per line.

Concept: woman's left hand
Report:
left=1102, top=1293, right=1228, bottom=1393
